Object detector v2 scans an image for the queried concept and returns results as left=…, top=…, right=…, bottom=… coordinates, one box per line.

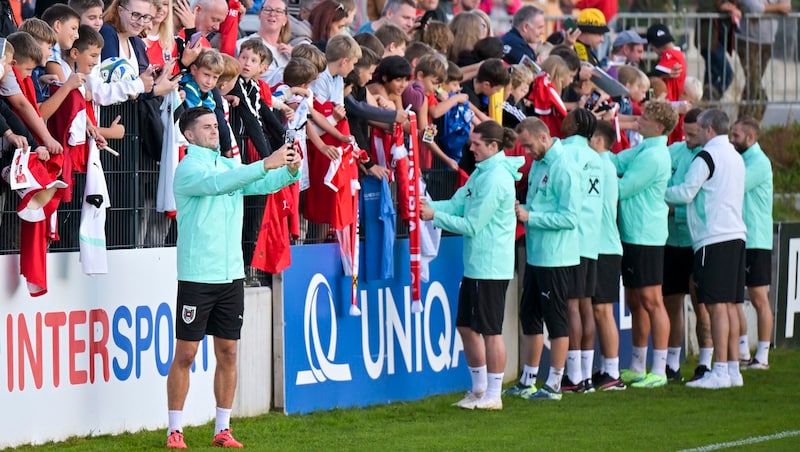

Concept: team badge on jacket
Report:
left=182, top=306, right=197, bottom=324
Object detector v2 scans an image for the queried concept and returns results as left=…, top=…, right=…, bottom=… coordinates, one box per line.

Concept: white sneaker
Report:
left=473, top=395, right=503, bottom=410
left=730, top=373, right=744, bottom=387
left=686, top=371, right=731, bottom=389
left=452, top=391, right=484, bottom=409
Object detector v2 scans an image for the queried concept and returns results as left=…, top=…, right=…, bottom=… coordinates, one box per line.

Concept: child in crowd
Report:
left=374, top=23, right=410, bottom=57
left=216, top=53, right=242, bottom=160
left=616, top=65, right=650, bottom=151
left=0, top=43, right=43, bottom=156
left=3, top=32, right=62, bottom=154
left=17, top=18, right=57, bottom=103
left=42, top=4, right=81, bottom=81
left=68, top=0, right=104, bottom=31
left=180, top=48, right=233, bottom=155
left=409, top=53, right=455, bottom=170
left=304, top=34, right=362, bottom=229
left=415, top=20, right=453, bottom=56
left=528, top=55, right=570, bottom=139
left=290, top=43, right=327, bottom=74
left=502, top=64, right=533, bottom=128
left=229, top=38, right=285, bottom=160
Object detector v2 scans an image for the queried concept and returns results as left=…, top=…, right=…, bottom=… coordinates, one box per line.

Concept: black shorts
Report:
left=745, top=248, right=772, bottom=287
left=519, top=265, right=570, bottom=338
left=593, top=254, right=622, bottom=304
left=693, top=240, right=746, bottom=304
left=662, top=245, right=694, bottom=296
left=456, top=277, right=509, bottom=335
left=175, top=279, right=245, bottom=341
left=567, top=257, right=597, bottom=299
left=621, top=243, right=664, bottom=288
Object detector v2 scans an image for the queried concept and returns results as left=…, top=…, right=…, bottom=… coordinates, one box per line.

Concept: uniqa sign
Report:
left=281, top=238, right=468, bottom=414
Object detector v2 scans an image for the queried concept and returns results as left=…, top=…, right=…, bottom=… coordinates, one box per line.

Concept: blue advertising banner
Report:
left=281, top=237, right=469, bottom=414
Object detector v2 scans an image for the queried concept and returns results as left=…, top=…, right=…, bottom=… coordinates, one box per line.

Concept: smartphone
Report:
left=170, top=68, right=188, bottom=81
left=0, top=38, right=6, bottom=59
left=188, top=32, right=203, bottom=48
left=563, top=18, right=577, bottom=32
left=645, top=88, right=654, bottom=101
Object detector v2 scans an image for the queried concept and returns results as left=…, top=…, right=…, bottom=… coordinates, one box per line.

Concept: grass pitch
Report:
left=14, top=350, right=800, bottom=451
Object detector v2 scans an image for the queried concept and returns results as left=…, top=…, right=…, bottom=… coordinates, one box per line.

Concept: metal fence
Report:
left=0, top=100, right=458, bottom=255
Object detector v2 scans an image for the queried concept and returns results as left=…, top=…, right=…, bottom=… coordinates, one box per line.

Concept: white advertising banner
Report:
left=0, top=249, right=216, bottom=448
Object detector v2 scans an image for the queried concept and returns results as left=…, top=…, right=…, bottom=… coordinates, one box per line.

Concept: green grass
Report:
left=13, top=350, right=800, bottom=451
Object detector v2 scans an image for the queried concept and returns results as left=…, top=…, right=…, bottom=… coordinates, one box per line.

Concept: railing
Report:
left=0, top=100, right=459, bottom=254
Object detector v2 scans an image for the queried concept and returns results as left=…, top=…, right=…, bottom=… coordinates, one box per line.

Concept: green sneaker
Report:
left=523, top=384, right=562, bottom=401
left=620, top=369, right=646, bottom=384
left=630, top=372, right=668, bottom=388
left=503, top=382, right=533, bottom=397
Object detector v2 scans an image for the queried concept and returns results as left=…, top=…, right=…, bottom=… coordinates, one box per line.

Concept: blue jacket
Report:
left=174, top=144, right=300, bottom=283
left=430, top=151, right=524, bottom=280
left=741, top=142, right=773, bottom=250
left=501, top=27, right=536, bottom=66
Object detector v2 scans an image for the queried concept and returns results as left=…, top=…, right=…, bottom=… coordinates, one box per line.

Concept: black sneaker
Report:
left=666, top=366, right=684, bottom=383
left=594, top=372, right=626, bottom=391
left=581, top=378, right=596, bottom=393
left=690, top=365, right=710, bottom=382
left=561, top=375, right=584, bottom=393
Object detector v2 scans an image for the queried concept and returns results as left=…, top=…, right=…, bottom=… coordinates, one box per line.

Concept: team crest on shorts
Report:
left=182, top=305, right=197, bottom=324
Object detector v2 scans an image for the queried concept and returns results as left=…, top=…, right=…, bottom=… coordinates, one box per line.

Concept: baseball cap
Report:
left=613, top=30, right=648, bottom=49
left=647, top=23, right=675, bottom=48
left=576, top=8, right=609, bottom=34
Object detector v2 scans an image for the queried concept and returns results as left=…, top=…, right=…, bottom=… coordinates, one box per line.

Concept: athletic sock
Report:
left=727, top=361, right=741, bottom=378
left=215, top=407, right=232, bottom=434
left=486, top=372, right=504, bottom=399
left=546, top=367, right=564, bottom=391
left=168, top=410, right=183, bottom=435
left=580, top=350, right=594, bottom=382
left=651, top=349, right=667, bottom=377
left=469, top=366, right=487, bottom=394
left=520, top=365, right=538, bottom=386
left=631, top=346, right=647, bottom=374
left=755, top=341, right=770, bottom=364
left=699, top=347, right=714, bottom=368
left=667, top=347, right=681, bottom=371
left=566, top=350, right=582, bottom=383
left=739, top=335, right=750, bottom=360
left=713, top=362, right=728, bottom=378
left=604, top=357, right=620, bottom=379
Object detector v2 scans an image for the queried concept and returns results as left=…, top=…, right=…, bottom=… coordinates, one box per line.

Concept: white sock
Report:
left=651, top=349, right=667, bottom=377
left=486, top=372, right=504, bottom=399
left=581, top=350, right=594, bottom=382
left=604, top=357, right=620, bottom=379
left=566, top=350, right=582, bottom=383
left=713, top=362, right=728, bottom=378
left=739, top=335, right=750, bottom=360
left=215, top=407, right=232, bottom=434
left=631, top=346, right=647, bottom=374
left=520, top=365, right=538, bottom=386
left=699, top=347, right=714, bottom=368
left=727, top=361, right=741, bottom=378
left=546, top=367, right=564, bottom=391
left=755, top=341, right=770, bottom=364
left=168, top=410, right=183, bottom=434
left=469, top=366, right=487, bottom=394
left=667, top=347, right=681, bottom=371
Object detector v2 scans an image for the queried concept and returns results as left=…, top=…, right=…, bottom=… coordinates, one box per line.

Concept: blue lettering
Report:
left=134, top=306, right=153, bottom=378
left=112, top=306, right=133, bottom=380
left=154, top=303, right=173, bottom=377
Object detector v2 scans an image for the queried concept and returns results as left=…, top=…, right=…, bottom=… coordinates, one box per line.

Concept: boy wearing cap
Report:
left=573, top=8, right=609, bottom=66
left=647, top=23, right=687, bottom=145
left=605, top=29, right=647, bottom=80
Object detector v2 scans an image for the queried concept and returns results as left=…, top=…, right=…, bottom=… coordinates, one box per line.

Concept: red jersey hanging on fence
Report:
left=251, top=183, right=299, bottom=274
left=47, top=84, right=89, bottom=203
left=370, top=123, right=410, bottom=220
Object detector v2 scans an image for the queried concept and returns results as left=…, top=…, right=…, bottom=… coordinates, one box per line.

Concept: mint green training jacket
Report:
left=522, top=139, right=583, bottom=267
left=611, top=135, right=671, bottom=246
left=174, top=144, right=300, bottom=283
left=666, top=141, right=701, bottom=247
left=598, top=151, right=622, bottom=256
left=741, top=142, right=773, bottom=250
left=562, top=135, right=603, bottom=259
left=430, top=151, right=524, bottom=280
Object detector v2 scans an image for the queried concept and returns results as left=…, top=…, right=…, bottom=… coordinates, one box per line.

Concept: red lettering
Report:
left=44, top=311, right=66, bottom=387
left=68, top=311, right=88, bottom=385
left=17, top=313, right=43, bottom=390
left=89, top=309, right=110, bottom=383
left=6, top=315, right=12, bottom=392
